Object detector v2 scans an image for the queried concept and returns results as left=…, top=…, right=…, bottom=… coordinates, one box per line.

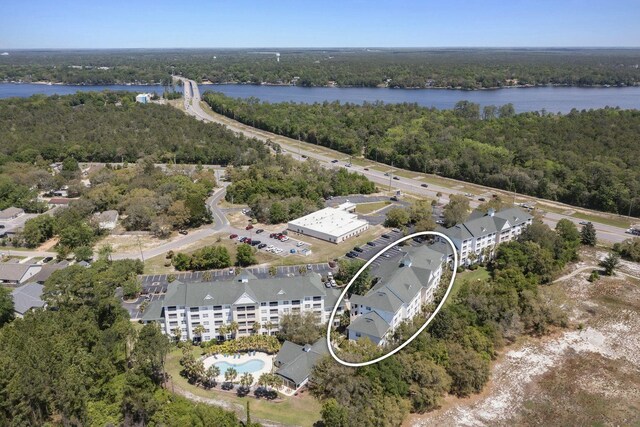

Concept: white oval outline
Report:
left=326, top=231, right=459, bottom=367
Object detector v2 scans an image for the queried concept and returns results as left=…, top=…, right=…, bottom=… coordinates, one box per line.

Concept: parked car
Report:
left=579, top=221, right=589, bottom=225
left=391, top=228, right=401, bottom=233
left=250, top=240, right=261, bottom=246
left=331, top=159, right=339, bottom=163
left=345, top=252, right=356, bottom=258
left=301, top=154, right=307, bottom=158
left=255, top=229, right=264, bottom=234
left=421, top=183, right=429, bottom=188
left=390, top=196, right=399, bottom=201
left=307, top=264, right=313, bottom=270
left=296, top=241, right=304, bottom=247
left=245, top=238, right=252, bottom=244
left=353, top=246, right=364, bottom=253
left=384, top=172, right=389, bottom=176
left=325, top=281, right=332, bottom=288
left=381, top=234, right=390, bottom=239
left=364, top=167, right=369, bottom=171
left=230, top=233, right=238, bottom=239
left=258, top=243, right=267, bottom=249
left=178, top=229, right=188, bottom=235
left=393, top=176, right=400, bottom=180
left=366, top=241, right=376, bottom=246
left=245, top=224, right=254, bottom=230
left=478, top=197, right=486, bottom=201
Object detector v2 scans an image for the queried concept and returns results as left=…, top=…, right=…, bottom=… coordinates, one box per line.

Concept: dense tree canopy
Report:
left=0, top=92, right=268, bottom=165
left=3, top=48, right=640, bottom=88
left=225, top=155, right=375, bottom=224
left=205, top=93, right=640, bottom=217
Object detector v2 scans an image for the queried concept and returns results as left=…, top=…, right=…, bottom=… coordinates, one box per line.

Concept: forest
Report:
left=0, top=91, right=268, bottom=165
left=204, top=93, right=640, bottom=217
left=2, top=48, right=640, bottom=88
left=310, top=219, right=583, bottom=426
left=225, top=155, right=376, bottom=224
left=0, top=259, right=247, bottom=426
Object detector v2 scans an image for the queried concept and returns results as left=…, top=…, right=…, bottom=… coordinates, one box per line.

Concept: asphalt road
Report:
left=176, top=76, right=634, bottom=244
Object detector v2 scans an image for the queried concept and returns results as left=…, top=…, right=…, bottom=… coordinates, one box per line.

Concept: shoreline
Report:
left=1, top=80, right=637, bottom=91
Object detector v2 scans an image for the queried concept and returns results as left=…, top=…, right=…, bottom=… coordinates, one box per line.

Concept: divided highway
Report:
left=176, top=77, right=633, bottom=244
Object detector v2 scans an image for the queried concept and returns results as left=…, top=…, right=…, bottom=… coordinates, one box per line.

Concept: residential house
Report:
left=0, top=263, right=42, bottom=285
left=93, top=210, right=119, bottom=230
left=11, top=283, right=45, bottom=317
left=0, top=207, right=24, bottom=221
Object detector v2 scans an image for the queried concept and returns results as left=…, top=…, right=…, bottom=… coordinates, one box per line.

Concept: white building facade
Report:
left=287, top=202, right=369, bottom=244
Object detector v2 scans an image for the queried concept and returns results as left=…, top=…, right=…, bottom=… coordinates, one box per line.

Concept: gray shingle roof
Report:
left=161, top=271, right=326, bottom=308
left=27, top=263, right=67, bottom=284
left=274, top=338, right=328, bottom=386
left=493, top=207, right=533, bottom=226
left=0, top=207, right=24, bottom=220
left=0, top=263, right=39, bottom=282
left=140, top=300, right=164, bottom=322
left=348, top=311, right=390, bottom=340
left=11, top=283, right=44, bottom=315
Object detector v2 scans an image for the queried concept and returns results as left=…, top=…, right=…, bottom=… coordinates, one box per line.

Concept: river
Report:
left=1, top=82, right=639, bottom=113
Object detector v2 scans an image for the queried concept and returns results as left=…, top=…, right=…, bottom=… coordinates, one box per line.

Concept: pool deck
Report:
left=203, top=351, right=273, bottom=386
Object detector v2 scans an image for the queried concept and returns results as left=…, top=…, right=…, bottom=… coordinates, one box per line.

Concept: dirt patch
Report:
left=407, top=251, right=640, bottom=427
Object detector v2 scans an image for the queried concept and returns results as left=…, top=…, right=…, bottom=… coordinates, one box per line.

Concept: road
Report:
left=176, top=76, right=634, bottom=244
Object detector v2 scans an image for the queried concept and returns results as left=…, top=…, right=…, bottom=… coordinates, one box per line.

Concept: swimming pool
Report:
left=214, top=359, right=265, bottom=374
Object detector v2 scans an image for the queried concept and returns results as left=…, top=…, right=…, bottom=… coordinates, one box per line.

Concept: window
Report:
left=282, top=301, right=290, bottom=305
left=203, top=321, right=209, bottom=326
left=213, top=305, right=222, bottom=311
left=202, top=313, right=209, bottom=318
left=237, top=306, right=246, bottom=312
left=190, top=307, right=199, bottom=312
left=292, top=300, right=300, bottom=305
left=261, top=302, right=266, bottom=306
left=269, top=301, right=278, bottom=307
left=313, top=296, right=321, bottom=301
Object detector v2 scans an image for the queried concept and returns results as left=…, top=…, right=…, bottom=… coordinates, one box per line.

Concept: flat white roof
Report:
left=288, top=206, right=368, bottom=238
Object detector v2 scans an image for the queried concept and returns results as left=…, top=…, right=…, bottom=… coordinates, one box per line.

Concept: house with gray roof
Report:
left=149, top=271, right=343, bottom=343
left=438, top=207, right=533, bottom=266
left=93, top=210, right=119, bottom=230
left=11, top=282, right=45, bottom=317
left=0, top=263, right=42, bottom=285
left=273, top=338, right=328, bottom=391
left=347, top=244, right=445, bottom=345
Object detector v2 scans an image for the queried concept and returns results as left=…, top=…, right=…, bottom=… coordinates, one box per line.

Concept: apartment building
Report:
left=347, top=245, right=446, bottom=345
left=438, top=207, right=533, bottom=266
left=143, top=270, right=343, bottom=342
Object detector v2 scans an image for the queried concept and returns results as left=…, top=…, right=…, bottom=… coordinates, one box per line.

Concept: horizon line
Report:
left=2, top=46, right=640, bottom=51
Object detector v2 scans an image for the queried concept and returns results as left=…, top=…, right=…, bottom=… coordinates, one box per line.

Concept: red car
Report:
left=246, top=224, right=254, bottom=230
left=230, top=234, right=238, bottom=239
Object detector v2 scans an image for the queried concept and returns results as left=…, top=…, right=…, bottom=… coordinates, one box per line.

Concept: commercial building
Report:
left=273, top=338, right=328, bottom=392
left=142, top=270, right=344, bottom=342
left=287, top=202, right=369, bottom=244
left=348, top=245, right=446, bottom=345
left=437, top=207, right=534, bottom=266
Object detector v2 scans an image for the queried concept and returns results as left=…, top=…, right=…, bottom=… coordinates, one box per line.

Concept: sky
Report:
left=1, top=0, right=639, bottom=49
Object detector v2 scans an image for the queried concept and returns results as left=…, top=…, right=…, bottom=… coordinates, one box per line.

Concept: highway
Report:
left=177, top=76, right=634, bottom=244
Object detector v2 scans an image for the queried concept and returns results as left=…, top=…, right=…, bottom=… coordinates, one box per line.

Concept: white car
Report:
left=275, top=248, right=284, bottom=254
left=280, top=236, right=289, bottom=242
left=296, top=241, right=304, bottom=247
left=266, top=245, right=275, bottom=251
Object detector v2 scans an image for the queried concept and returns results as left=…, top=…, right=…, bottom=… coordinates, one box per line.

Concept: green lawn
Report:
left=448, top=266, right=490, bottom=303
left=571, top=211, right=631, bottom=229
left=165, top=347, right=321, bottom=427
left=355, top=201, right=391, bottom=214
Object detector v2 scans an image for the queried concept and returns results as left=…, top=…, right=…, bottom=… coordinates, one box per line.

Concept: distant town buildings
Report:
left=135, top=93, right=152, bottom=104
left=288, top=202, right=369, bottom=244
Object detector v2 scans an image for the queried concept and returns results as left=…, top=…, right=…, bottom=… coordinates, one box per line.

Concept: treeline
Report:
left=204, top=93, right=640, bottom=217
left=0, top=259, right=244, bottom=426
left=0, top=91, right=268, bottom=165
left=225, top=155, right=376, bottom=224
left=310, top=219, right=580, bottom=426
left=3, top=49, right=640, bottom=88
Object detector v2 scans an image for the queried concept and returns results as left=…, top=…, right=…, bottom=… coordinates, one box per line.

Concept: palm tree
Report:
left=270, top=373, right=283, bottom=390
left=193, top=324, right=206, bottom=342
left=225, top=367, right=238, bottom=385
left=258, top=373, right=270, bottom=389
left=204, top=365, right=220, bottom=388
left=228, top=321, right=239, bottom=338
left=252, top=321, right=261, bottom=335
left=218, top=324, right=228, bottom=341
left=172, top=326, right=182, bottom=343
left=240, top=372, right=254, bottom=391
left=264, top=321, right=274, bottom=336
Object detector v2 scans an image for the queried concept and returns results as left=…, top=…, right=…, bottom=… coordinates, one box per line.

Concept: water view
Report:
left=2, top=82, right=640, bottom=113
